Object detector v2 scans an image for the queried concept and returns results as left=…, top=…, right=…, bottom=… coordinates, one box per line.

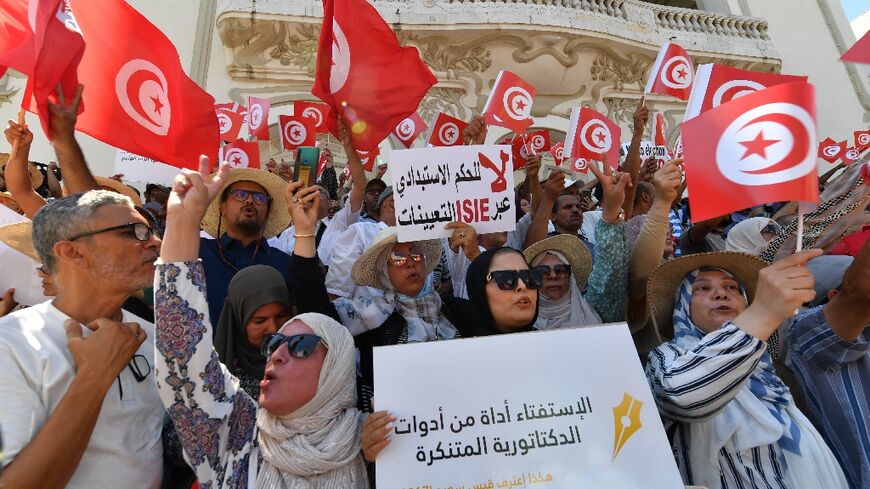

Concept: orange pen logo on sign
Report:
left=611, top=392, right=643, bottom=461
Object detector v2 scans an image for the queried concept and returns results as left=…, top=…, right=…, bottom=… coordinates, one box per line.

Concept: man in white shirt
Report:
left=0, top=190, right=164, bottom=489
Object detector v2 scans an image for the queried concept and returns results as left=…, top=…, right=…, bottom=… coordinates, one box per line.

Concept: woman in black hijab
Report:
left=213, top=264, right=292, bottom=399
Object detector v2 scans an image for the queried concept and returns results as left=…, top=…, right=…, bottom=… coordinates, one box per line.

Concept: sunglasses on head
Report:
left=532, top=264, right=572, bottom=279
left=261, top=333, right=326, bottom=358
left=228, top=189, right=270, bottom=205
left=486, top=269, right=543, bottom=291
left=388, top=250, right=424, bottom=267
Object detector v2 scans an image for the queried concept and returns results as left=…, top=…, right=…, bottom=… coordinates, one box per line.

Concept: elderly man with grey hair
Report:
left=0, top=190, right=164, bottom=489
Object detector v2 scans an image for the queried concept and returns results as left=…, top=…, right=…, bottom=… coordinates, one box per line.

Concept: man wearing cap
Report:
left=199, top=169, right=292, bottom=327
left=324, top=185, right=396, bottom=299
left=785, top=240, right=870, bottom=489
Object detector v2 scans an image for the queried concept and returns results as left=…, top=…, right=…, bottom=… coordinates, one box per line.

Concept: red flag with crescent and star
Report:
left=684, top=64, right=807, bottom=121
left=293, top=100, right=330, bottom=134
left=564, top=107, right=621, bottom=169
left=311, top=0, right=436, bottom=151
left=854, top=130, right=870, bottom=152
left=246, top=96, right=271, bottom=140
left=681, top=82, right=819, bottom=222
left=391, top=112, right=426, bottom=148
left=279, top=114, right=316, bottom=150
left=67, top=0, right=219, bottom=169
left=549, top=142, right=567, bottom=166
left=357, top=147, right=380, bottom=172
left=645, top=42, right=694, bottom=100
left=214, top=102, right=246, bottom=142
left=427, top=112, right=467, bottom=147
left=817, top=137, right=846, bottom=164
left=482, top=70, right=536, bottom=133
left=220, top=139, right=260, bottom=169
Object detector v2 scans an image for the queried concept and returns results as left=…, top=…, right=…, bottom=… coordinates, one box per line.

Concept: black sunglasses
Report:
left=229, top=189, right=270, bottom=205
left=117, top=354, right=151, bottom=400
left=486, top=269, right=543, bottom=291
left=261, top=333, right=327, bottom=358
left=532, top=264, right=572, bottom=279
left=68, top=222, right=156, bottom=242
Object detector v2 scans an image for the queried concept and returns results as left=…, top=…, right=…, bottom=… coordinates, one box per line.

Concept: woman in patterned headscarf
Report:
left=644, top=251, right=847, bottom=489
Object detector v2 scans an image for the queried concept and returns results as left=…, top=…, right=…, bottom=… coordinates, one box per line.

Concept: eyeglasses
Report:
left=228, top=189, right=270, bottom=205
left=261, top=333, right=327, bottom=358
left=486, top=269, right=543, bottom=291
left=67, top=222, right=156, bottom=242
left=388, top=250, right=424, bottom=268
left=117, top=354, right=151, bottom=400
left=365, top=188, right=384, bottom=196
left=36, top=265, right=48, bottom=274
left=532, top=264, right=572, bottom=279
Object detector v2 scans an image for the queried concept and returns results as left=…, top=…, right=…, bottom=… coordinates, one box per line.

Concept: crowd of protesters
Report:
left=0, top=89, right=868, bottom=489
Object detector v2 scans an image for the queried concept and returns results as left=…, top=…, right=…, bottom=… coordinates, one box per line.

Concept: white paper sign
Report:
left=619, top=141, right=669, bottom=160
left=390, top=145, right=516, bottom=242
left=373, top=324, right=683, bottom=489
left=113, top=150, right=181, bottom=186
left=0, top=206, right=48, bottom=306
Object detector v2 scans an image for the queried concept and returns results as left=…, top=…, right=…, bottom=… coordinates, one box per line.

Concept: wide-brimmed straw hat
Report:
left=0, top=154, right=44, bottom=190
left=351, top=227, right=442, bottom=290
left=647, top=251, right=768, bottom=340
left=523, top=234, right=593, bottom=289
left=0, top=221, right=39, bottom=262
left=201, top=168, right=290, bottom=239
left=61, top=176, right=143, bottom=207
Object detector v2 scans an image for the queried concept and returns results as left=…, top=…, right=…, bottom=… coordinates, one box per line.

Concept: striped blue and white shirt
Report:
left=786, top=306, right=870, bottom=489
left=647, top=324, right=797, bottom=489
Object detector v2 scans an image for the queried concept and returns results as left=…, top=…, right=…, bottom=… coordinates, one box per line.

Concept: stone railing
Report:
left=646, top=3, right=769, bottom=40
left=445, top=0, right=628, bottom=19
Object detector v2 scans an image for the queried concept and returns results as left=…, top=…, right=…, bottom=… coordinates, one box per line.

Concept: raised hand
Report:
left=463, top=115, right=487, bottom=145
left=632, top=95, right=649, bottom=134
left=337, top=118, right=354, bottom=151
left=586, top=155, right=631, bottom=222
left=652, top=158, right=683, bottom=207
left=47, top=83, right=83, bottom=143
left=285, top=181, right=321, bottom=235
left=446, top=221, right=480, bottom=259
left=542, top=169, right=566, bottom=201
left=5, top=120, right=33, bottom=149
left=166, top=155, right=231, bottom=223
left=524, top=154, right=542, bottom=181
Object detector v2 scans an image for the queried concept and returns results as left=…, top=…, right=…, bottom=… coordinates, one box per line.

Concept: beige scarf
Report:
left=255, top=313, right=368, bottom=489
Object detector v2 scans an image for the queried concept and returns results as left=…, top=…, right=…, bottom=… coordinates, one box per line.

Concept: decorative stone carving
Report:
left=401, top=33, right=493, bottom=73
left=604, top=97, right=646, bottom=136
left=418, top=87, right=472, bottom=122
left=268, top=23, right=320, bottom=76
left=0, top=74, right=20, bottom=108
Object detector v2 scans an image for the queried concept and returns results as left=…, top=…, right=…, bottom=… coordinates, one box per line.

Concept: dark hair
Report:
left=551, top=193, right=580, bottom=214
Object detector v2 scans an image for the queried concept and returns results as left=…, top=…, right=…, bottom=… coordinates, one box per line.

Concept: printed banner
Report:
left=373, top=324, right=683, bottom=489
left=390, top=145, right=516, bottom=242
left=113, top=150, right=182, bottom=186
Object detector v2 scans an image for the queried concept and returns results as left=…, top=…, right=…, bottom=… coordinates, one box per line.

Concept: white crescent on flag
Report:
left=114, top=58, right=171, bottom=136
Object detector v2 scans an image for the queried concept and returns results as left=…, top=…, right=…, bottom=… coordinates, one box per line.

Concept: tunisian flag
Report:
left=279, top=114, right=316, bottom=150
left=247, top=96, right=271, bottom=140
left=220, top=139, right=260, bottom=169
left=482, top=70, right=535, bottom=133
left=68, top=0, right=218, bottom=170
left=427, top=112, right=467, bottom=147
left=293, top=100, right=330, bottom=133
left=391, top=111, right=426, bottom=148
left=5, top=0, right=84, bottom=138
left=817, top=137, right=846, bottom=163
left=311, top=0, right=436, bottom=151
left=549, top=141, right=567, bottom=166
left=681, top=82, right=819, bottom=222
left=215, top=102, right=246, bottom=142
left=357, top=147, right=380, bottom=172
left=564, top=107, right=621, bottom=169
left=684, top=64, right=807, bottom=121
left=644, top=42, right=694, bottom=100
left=855, top=130, right=870, bottom=151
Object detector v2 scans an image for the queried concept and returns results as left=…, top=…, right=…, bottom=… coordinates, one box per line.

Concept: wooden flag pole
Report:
left=9, top=109, right=25, bottom=159
left=795, top=207, right=804, bottom=252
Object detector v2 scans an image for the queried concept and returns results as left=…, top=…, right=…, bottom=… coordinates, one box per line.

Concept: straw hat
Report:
left=646, top=251, right=768, bottom=340
left=201, top=168, right=291, bottom=240
left=0, top=154, right=44, bottom=190
left=351, top=227, right=442, bottom=290
left=523, top=234, right=593, bottom=289
left=61, top=176, right=143, bottom=207
left=0, top=221, right=39, bottom=262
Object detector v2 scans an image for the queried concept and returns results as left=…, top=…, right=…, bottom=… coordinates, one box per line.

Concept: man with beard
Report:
left=199, top=169, right=292, bottom=328
left=0, top=190, right=164, bottom=488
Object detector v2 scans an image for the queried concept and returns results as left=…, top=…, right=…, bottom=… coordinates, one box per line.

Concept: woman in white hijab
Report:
left=725, top=217, right=780, bottom=256
left=523, top=234, right=627, bottom=329
left=154, top=158, right=368, bottom=488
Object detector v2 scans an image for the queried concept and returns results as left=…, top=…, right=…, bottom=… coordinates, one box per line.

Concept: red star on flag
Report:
left=739, top=131, right=779, bottom=160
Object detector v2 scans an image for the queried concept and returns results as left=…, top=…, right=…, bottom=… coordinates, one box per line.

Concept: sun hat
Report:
left=0, top=221, right=39, bottom=262
left=646, top=251, right=768, bottom=340
left=351, top=227, right=442, bottom=290
left=0, top=154, right=44, bottom=190
left=61, top=176, right=143, bottom=207
left=201, top=168, right=291, bottom=239
left=522, top=234, right=593, bottom=289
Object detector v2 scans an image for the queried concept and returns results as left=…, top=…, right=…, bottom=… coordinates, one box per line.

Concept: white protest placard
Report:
left=113, top=150, right=181, bottom=186
left=0, top=206, right=48, bottom=306
left=619, top=141, right=669, bottom=161
left=373, top=323, right=683, bottom=489
left=391, top=145, right=516, bottom=242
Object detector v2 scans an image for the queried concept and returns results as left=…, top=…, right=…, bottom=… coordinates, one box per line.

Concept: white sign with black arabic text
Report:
left=373, top=323, right=683, bottom=489
left=113, top=150, right=181, bottom=186
left=390, top=145, right=516, bottom=242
